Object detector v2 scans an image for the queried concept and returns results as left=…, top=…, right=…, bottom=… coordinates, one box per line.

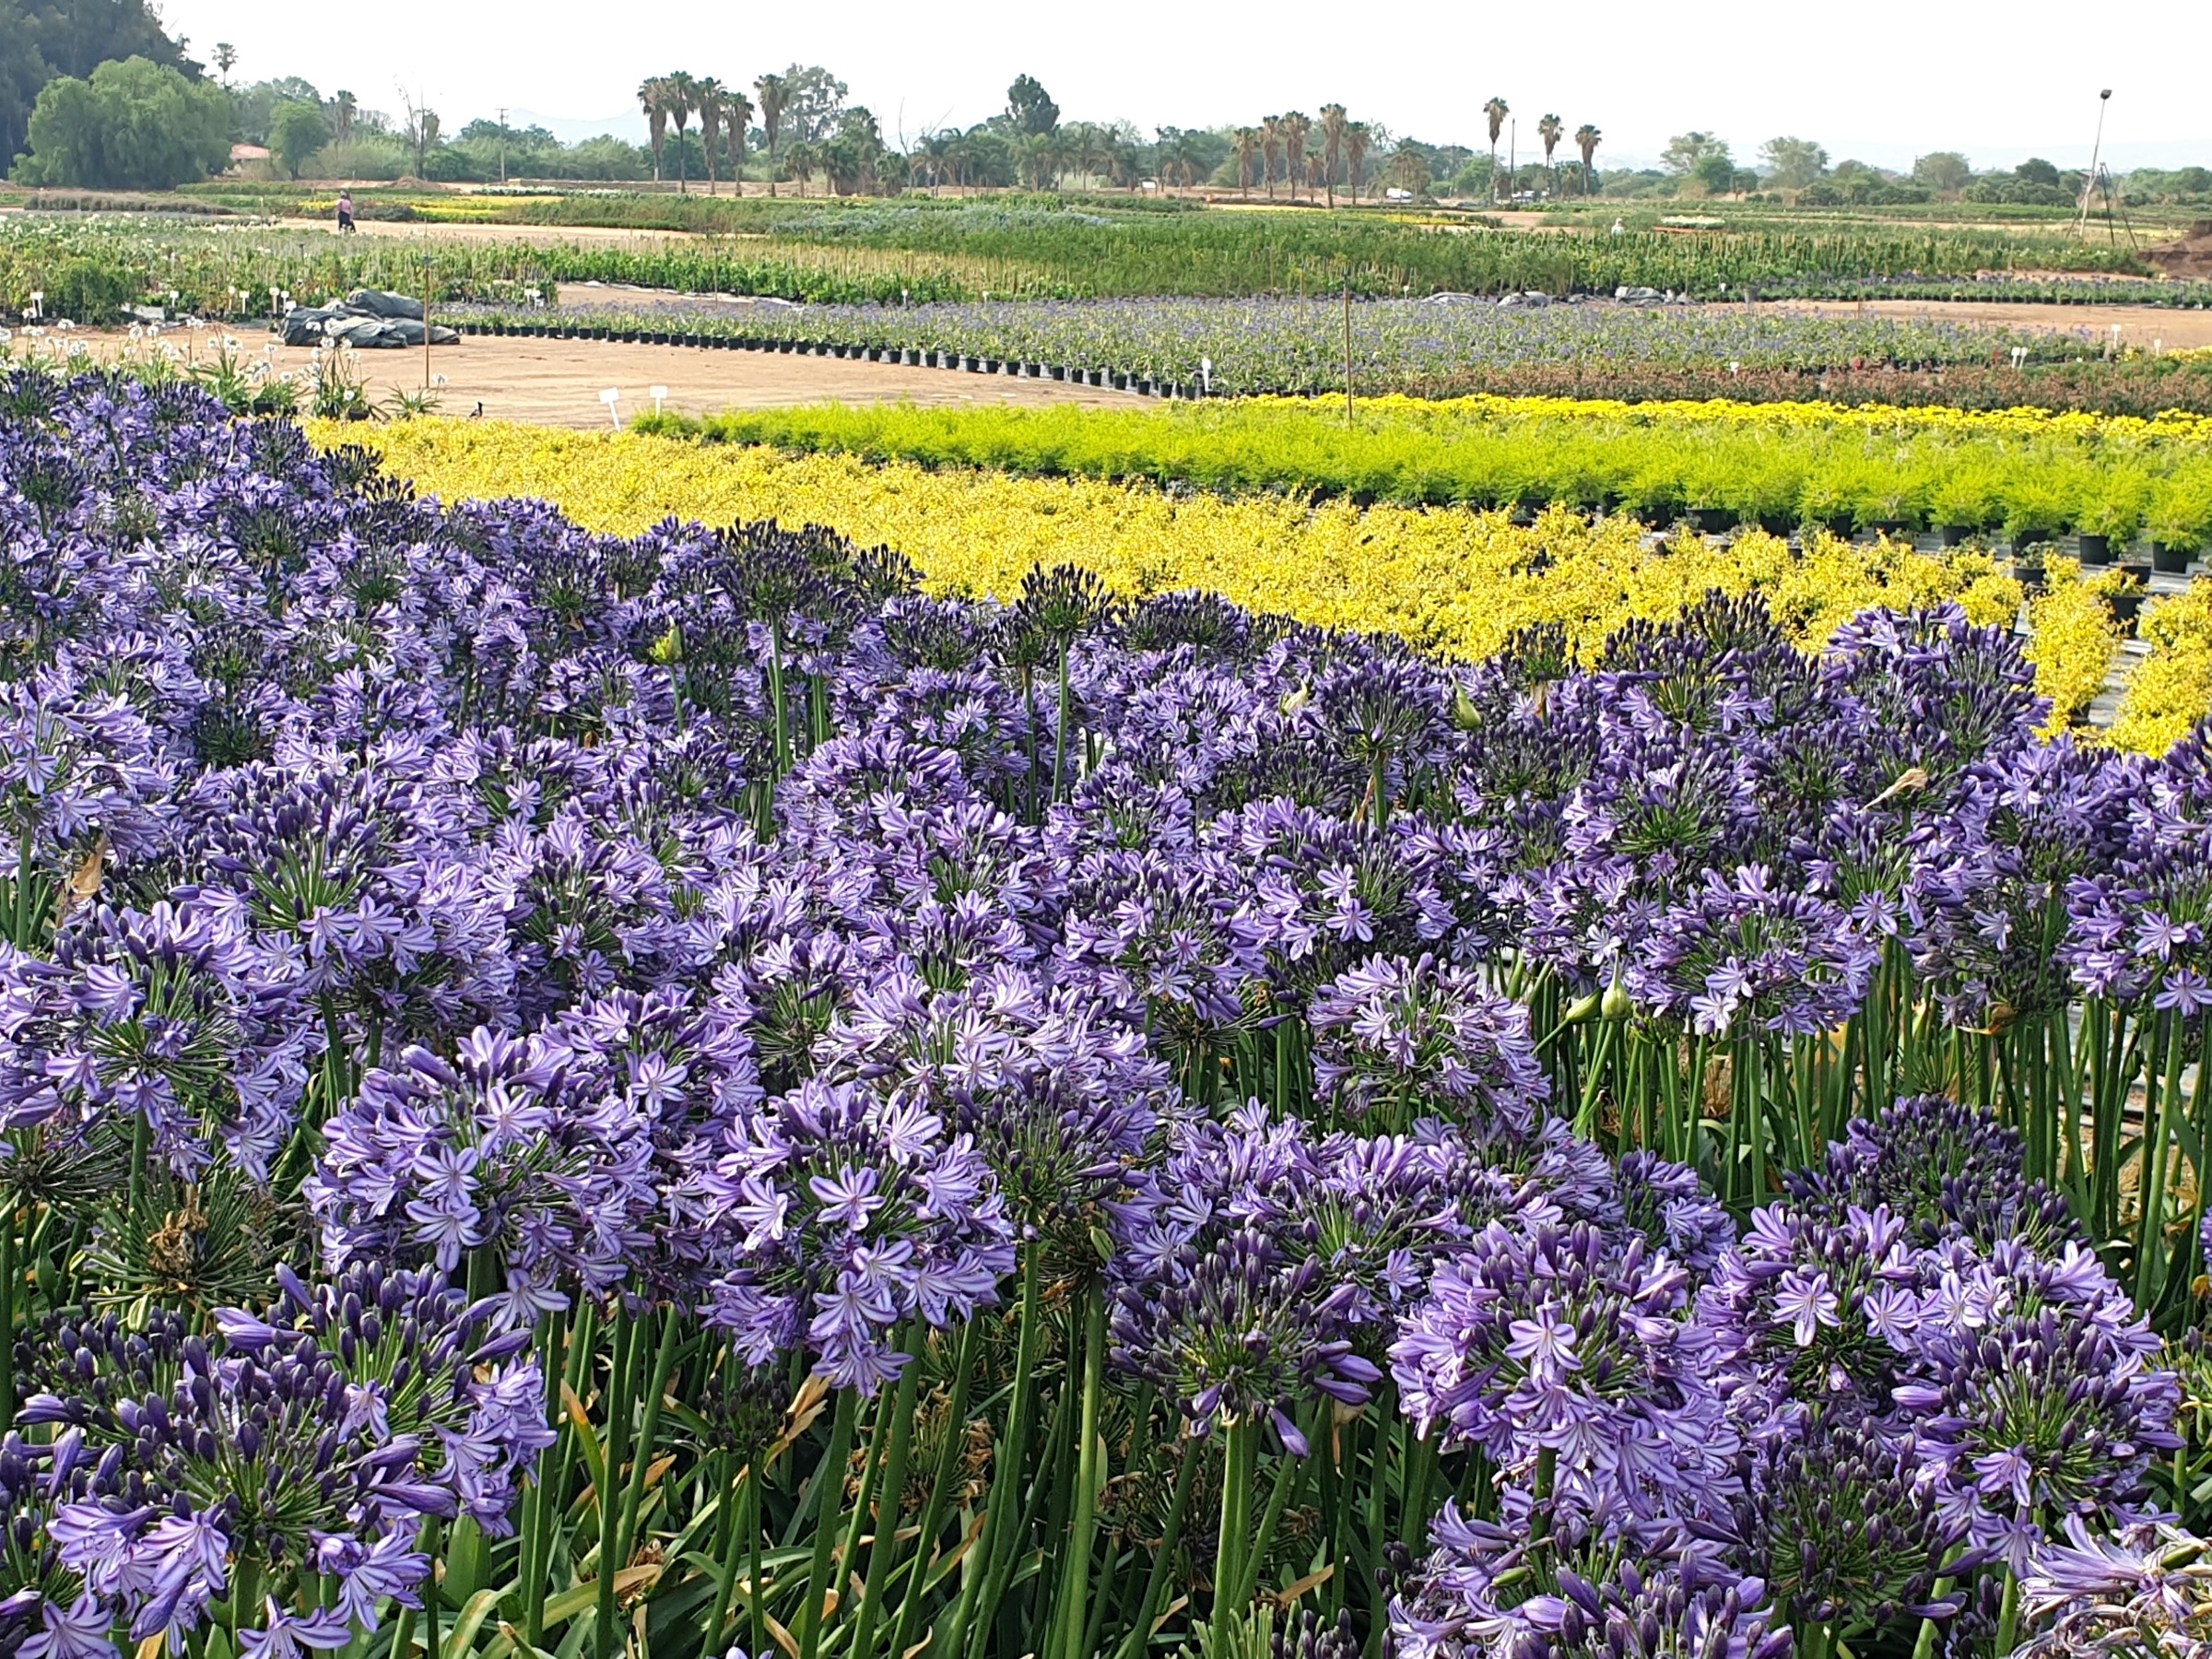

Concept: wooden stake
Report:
left=1343, top=280, right=1353, bottom=425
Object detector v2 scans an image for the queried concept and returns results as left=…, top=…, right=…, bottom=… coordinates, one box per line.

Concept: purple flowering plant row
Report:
left=0, top=366, right=2209, bottom=1659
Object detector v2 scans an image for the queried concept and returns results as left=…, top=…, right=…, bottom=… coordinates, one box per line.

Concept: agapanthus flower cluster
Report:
left=13, top=1262, right=548, bottom=1653
left=1783, top=1094, right=2080, bottom=1254
left=1389, top=1221, right=1729, bottom=1523
left=0, top=900, right=312, bottom=1176
left=693, top=1076, right=1015, bottom=1394
left=1308, top=953, right=1545, bottom=1138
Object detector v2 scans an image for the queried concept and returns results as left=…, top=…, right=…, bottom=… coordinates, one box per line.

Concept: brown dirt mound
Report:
left=2147, top=221, right=2212, bottom=279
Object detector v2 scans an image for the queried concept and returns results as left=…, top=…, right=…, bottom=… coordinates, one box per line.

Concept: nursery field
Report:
left=4, top=365, right=2212, bottom=1659
left=448, top=294, right=2212, bottom=409
left=7, top=209, right=2212, bottom=324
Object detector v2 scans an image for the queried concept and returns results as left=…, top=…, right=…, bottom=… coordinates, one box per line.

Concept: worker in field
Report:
left=336, top=191, right=357, bottom=234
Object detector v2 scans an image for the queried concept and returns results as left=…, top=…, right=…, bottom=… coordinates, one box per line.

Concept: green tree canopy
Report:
left=1911, top=150, right=1971, bottom=193
left=0, top=0, right=196, bottom=168
left=1758, top=135, right=1829, bottom=190
left=12, top=54, right=229, bottom=187
left=268, top=97, right=330, bottom=179
left=1691, top=151, right=1736, bottom=195
left=1005, top=74, right=1059, bottom=137
left=1659, top=131, right=1729, bottom=175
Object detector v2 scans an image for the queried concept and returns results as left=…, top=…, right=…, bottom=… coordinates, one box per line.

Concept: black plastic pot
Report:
left=2014, top=564, right=2046, bottom=594
left=1867, top=519, right=1911, bottom=540
left=2077, top=534, right=2112, bottom=564
left=2120, top=561, right=2154, bottom=583
left=1937, top=524, right=1976, bottom=547
left=2153, top=544, right=2194, bottom=574
left=2106, top=592, right=2145, bottom=627
left=1688, top=507, right=1736, bottom=535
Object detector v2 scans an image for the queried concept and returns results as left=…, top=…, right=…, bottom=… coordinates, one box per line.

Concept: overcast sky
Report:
left=160, top=0, right=2209, bottom=172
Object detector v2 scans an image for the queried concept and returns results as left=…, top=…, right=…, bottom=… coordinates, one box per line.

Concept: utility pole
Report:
left=498, top=107, right=508, bottom=183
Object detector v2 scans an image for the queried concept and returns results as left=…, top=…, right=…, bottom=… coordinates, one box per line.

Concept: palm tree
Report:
left=1279, top=111, right=1311, bottom=204
left=783, top=141, right=818, bottom=197
left=1483, top=97, right=1509, bottom=204
left=1318, top=103, right=1348, bottom=208
left=756, top=74, right=791, bottom=197
left=1344, top=122, right=1371, bottom=205
left=665, top=72, right=700, bottom=191
left=639, top=77, right=670, bottom=182
left=332, top=90, right=357, bottom=146
left=1260, top=115, right=1283, bottom=199
left=696, top=79, right=724, bottom=194
left=1575, top=124, right=1602, bottom=196
left=723, top=90, right=753, bottom=194
left=214, top=42, right=236, bottom=85
left=1536, top=113, right=1563, bottom=197
left=1231, top=127, right=1261, bottom=195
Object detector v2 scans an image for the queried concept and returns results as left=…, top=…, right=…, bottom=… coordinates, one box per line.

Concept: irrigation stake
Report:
left=1342, top=280, right=1353, bottom=425
left=421, top=255, right=432, bottom=392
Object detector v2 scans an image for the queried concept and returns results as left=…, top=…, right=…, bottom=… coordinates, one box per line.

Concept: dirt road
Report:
left=52, top=329, right=1143, bottom=427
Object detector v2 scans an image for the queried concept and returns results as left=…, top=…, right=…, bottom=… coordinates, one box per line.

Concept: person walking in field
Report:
left=336, top=191, right=357, bottom=234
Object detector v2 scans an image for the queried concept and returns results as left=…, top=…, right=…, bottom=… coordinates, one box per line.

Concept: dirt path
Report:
left=1764, top=297, right=2212, bottom=349
left=52, top=330, right=1143, bottom=427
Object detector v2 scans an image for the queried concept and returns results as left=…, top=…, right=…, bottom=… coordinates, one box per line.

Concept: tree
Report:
left=1260, top=114, right=1282, bottom=198
left=782, top=139, right=818, bottom=196
left=1005, top=73, right=1058, bottom=137
left=1758, top=135, right=1828, bottom=191
left=1345, top=122, right=1371, bottom=204
left=664, top=71, right=700, bottom=190
left=722, top=88, right=751, bottom=194
left=1387, top=139, right=1430, bottom=197
left=774, top=65, right=847, bottom=146
left=1318, top=102, right=1347, bottom=207
left=399, top=93, right=439, bottom=178
left=1230, top=126, right=1259, bottom=194
left=755, top=73, right=788, bottom=196
left=1911, top=150, right=1971, bottom=195
left=1661, top=131, right=1729, bottom=175
left=213, top=41, right=234, bottom=84
left=1482, top=96, right=1508, bottom=202
left=332, top=88, right=356, bottom=145
left=268, top=98, right=329, bottom=179
left=2016, top=156, right=2061, bottom=186
left=694, top=78, right=724, bottom=194
left=1279, top=111, right=1311, bottom=203
left=13, top=55, right=228, bottom=189
left=1691, top=150, right=1735, bottom=197
left=1536, top=112, right=1562, bottom=194
left=1574, top=124, right=1601, bottom=195
left=639, top=76, right=669, bottom=181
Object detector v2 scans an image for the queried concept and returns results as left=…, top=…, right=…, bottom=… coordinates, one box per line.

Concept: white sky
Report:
left=161, top=0, right=2210, bottom=172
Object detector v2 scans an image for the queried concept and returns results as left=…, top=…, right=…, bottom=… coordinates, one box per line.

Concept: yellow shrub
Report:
left=319, top=418, right=2097, bottom=717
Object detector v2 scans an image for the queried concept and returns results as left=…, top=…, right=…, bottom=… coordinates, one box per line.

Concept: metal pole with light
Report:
left=2076, top=88, right=2112, bottom=240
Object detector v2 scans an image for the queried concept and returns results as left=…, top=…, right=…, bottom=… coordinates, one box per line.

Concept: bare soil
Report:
left=57, top=330, right=1143, bottom=428
left=2147, top=225, right=2212, bottom=280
